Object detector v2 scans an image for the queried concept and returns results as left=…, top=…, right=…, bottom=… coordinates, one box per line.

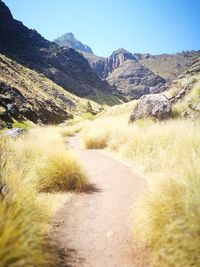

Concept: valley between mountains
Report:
left=0, top=1, right=200, bottom=267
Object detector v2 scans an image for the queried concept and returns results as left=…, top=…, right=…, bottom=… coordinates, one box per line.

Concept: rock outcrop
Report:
left=54, top=32, right=93, bottom=54
left=107, top=61, right=166, bottom=101
left=129, top=94, right=171, bottom=122
left=106, top=49, right=137, bottom=75
left=1, top=128, right=26, bottom=138
left=83, top=49, right=167, bottom=100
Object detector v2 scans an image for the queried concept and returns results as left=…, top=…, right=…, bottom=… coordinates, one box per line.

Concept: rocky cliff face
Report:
left=83, top=49, right=167, bottom=100
left=106, top=49, right=137, bottom=76
left=0, top=1, right=113, bottom=98
left=54, top=33, right=93, bottom=54
left=107, top=60, right=166, bottom=100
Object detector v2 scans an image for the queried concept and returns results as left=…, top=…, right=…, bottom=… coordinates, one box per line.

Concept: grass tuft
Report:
left=37, top=149, right=88, bottom=192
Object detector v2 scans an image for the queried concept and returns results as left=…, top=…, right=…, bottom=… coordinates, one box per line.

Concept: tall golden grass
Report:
left=0, top=126, right=88, bottom=266
left=81, top=114, right=200, bottom=266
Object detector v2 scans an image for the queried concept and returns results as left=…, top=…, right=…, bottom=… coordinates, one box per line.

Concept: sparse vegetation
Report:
left=13, top=121, right=32, bottom=129
left=85, top=101, right=93, bottom=113
left=0, top=126, right=88, bottom=266
left=172, top=83, right=200, bottom=116
left=81, top=109, right=200, bottom=266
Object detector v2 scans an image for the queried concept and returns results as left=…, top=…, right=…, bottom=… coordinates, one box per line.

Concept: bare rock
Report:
left=7, top=103, right=20, bottom=117
left=129, top=94, right=171, bottom=122
left=2, top=127, right=26, bottom=138
left=107, top=61, right=166, bottom=100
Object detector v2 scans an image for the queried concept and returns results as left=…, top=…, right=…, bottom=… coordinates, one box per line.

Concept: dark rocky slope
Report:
left=0, top=53, right=86, bottom=128
left=0, top=1, right=114, bottom=99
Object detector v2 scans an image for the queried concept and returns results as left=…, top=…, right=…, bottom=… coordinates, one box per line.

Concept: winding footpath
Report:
left=52, top=135, right=147, bottom=267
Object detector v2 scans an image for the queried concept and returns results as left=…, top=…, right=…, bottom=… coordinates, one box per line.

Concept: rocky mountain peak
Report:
left=110, top=48, right=137, bottom=63
left=107, top=48, right=137, bottom=75
left=0, top=0, right=13, bottom=21
left=54, top=32, right=93, bottom=54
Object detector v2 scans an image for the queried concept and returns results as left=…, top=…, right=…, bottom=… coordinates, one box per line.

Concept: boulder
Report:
left=129, top=94, right=171, bottom=122
left=6, top=103, right=20, bottom=117
left=2, top=127, right=26, bottom=138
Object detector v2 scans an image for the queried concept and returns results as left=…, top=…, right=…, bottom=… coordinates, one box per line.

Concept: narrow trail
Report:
left=52, top=135, right=147, bottom=267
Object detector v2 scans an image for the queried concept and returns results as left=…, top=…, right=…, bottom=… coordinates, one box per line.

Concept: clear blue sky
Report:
left=3, top=0, right=200, bottom=57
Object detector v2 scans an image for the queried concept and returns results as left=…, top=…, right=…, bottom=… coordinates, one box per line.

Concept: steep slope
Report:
left=81, top=52, right=107, bottom=78
left=83, top=49, right=167, bottom=100
left=54, top=32, right=93, bottom=54
left=139, top=51, right=200, bottom=81
left=83, top=49, right=137, bottom=79
left=107, top=60, right=166, bottom=100
left=164, top=56, right=200, bottom=118
left=0, top=1, right=115, bottom=101
left=0, top=53, right=95, bottom=128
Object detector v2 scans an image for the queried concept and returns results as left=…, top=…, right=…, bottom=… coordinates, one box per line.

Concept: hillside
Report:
left=54, top=32, right=93, bottom=54
left=0, top=53, right=103, bottom=128
left=140, top=51, right=200, bottom=81
left=0, top=1, right=115, bottom=100
left=164, top=56, right=200, bottom=118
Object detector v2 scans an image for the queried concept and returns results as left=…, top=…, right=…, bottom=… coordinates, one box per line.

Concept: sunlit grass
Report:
left=0, top=126, right=89, bottom=266
left=81, top=113, right=200, bottom=266
left=37, top=149, right=88, bottom=192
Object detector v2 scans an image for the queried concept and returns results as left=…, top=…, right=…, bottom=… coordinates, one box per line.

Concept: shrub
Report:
left=85, top=101, right=93, bottom=113
left=81, top=119, right=113, bottom=149
left=13, top=121, right=32, bottom=129
left=37, top=149, right=88, bottom=192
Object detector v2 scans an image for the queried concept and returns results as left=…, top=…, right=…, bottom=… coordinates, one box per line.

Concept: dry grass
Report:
left=37, top=149, right=88, bottom=192
left=0, top=141, right=54, bottom=266
left=10, top=126, right=89, bottom=192
left=172, top=82, right=200, bottom=116
left=81, top=113, right=200, bottom=266
left=0, top=126, right=88, bottom=266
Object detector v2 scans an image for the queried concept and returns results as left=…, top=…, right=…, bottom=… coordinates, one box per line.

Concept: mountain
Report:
left=107, top=60, right=166, bottom=101
left=82, top=48, right=200, bottom=101
left=0, top=0, right=121, bottom=128
left=0, top=0, right=116, bottom=100
left=54, top=33, right=93, bottom=54
left=140, top=51, right=200, bottom=81
left=82, top=49, right=167, bottom=100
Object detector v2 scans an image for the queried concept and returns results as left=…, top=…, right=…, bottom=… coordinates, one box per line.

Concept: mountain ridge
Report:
left=82, top=48, right=200, bottom=100
left=54, top=32, right=93, bottom=54
left=0, top=0, right=115, bottom=99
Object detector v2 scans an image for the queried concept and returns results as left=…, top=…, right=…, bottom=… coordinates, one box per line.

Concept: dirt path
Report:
left=52, top=135, right=147, bottom=267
